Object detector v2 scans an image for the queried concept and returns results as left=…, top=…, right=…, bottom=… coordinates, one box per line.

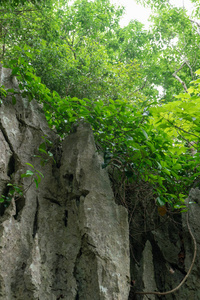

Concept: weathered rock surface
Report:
left=129, top=187, right=200, bottom=300
left=1, top=64, right=200, bottom=300
left=0, top=65, right=130, bottom=300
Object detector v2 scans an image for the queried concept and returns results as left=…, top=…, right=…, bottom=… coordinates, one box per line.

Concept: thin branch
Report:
left=172, top=61, right=188, bottom=92
left=133, top=78, right=147, bottom=93
left=174, top=48, right=194, bottom=80
left=185, top=60, right=194, bottom=80
left=65, top=37, right=77, bottom=60
left=189, top=19, right=200, bottom=36
left=190, top=19, right=200, bottom=28
left=165, top=118, right=199, bottom=139
left=72, top=30, right=75, bottom=47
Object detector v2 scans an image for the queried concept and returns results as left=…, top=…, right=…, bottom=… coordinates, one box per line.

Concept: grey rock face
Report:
left=180, top=189, right=200, bottom=299
left=129, top=187, right=200, bottom=300
left=0, top=66, right=130, bottom=300
left=2, top=63, right=200, bottom=300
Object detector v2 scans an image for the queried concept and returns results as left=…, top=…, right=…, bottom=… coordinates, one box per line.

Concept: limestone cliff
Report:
left=0, top=65, right=200, bottom=300
left=0, top=65, right=130, bottom=300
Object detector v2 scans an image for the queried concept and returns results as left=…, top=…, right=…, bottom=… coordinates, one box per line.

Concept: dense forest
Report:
left=1, top=0, right=200, bottom=212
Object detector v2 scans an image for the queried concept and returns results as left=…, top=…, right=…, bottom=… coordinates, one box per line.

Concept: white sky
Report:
left=110, top=0, right=196, bottom=28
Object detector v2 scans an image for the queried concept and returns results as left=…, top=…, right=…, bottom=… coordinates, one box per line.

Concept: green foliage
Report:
left=1, top=0, right=127, bottom=99
left=0, top=164, right=44, bottom=205
left=150, top=70, right=200, bottom=207
left=21, top=163, right=44, bottom=189
left=0, top=0, right=47, bottom=5
left=0, top=85, right=7, bottom=105
left=0, top=183, right=23, bottom=207
left=1, top=0, right=200, bottom=212
left=34, top=136, right=55, bottom=166
left=5, top=55, right=200, bottom=210
left=0, top=136, right=53, bottom=205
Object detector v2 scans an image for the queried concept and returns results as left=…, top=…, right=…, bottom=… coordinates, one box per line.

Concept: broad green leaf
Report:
left=156, top=197, right=166, bottom=206
left=34, top=178, right=39, bottom=189
left=35, top=169, right=44, bottom=177
left=39, top=148, right=48, bottom=155
left=11, top=67, right=19, bottom=76
left=25, top=163, right=35, bottom=169
left=21, top=170, right=34, bottom=177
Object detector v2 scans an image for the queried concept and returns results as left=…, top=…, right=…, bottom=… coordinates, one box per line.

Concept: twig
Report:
left=165, top=118, right=199, bottom=139
left=185, top=60, right=194, bottom=80
left=189, top=19, right=200, bottom=28
left=174, top=48, right=195, bottom=80
left=65, top=38, right=76, bottom=60
left=133, top=78, right=147, bottom=93
left=190, top=19, right=200, bottom=36
left=172, top=62, right=188, bottom=92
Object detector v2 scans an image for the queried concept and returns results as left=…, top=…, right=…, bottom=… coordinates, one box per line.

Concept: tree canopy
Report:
left=1, top=0, right=200, bottom=212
